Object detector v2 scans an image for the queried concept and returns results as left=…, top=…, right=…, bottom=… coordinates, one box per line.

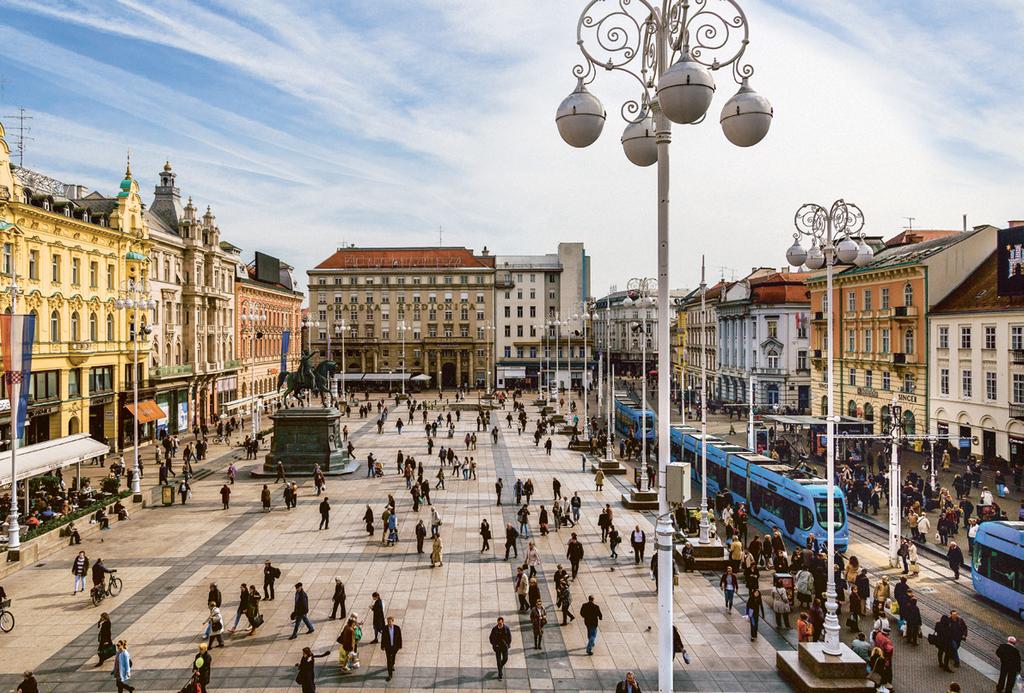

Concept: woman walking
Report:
left=529, top=599, right=547, bottom=650
left=112, top=640, right=134, bottom=693
left=363, top=505, right=374, bottom=536
left=480, top=519, right=492, bottom=552
left=525, top=540, right=540, bottom=578
left=96, top=613, right=115, bottom=667
left=204, top=601, right=225, bottom=648
left=770, top=579, right=791, bottom=629
left=260, top=484, right=272, bottom=512
left=431, top=535, right=444, bottom=567
left=294, top=646, right=331, bottom=693
left=556, top=580, right=575, bottom=625
left=746, top=589, right=765, bottom=640
left=246, top=585, right=263, bottom=632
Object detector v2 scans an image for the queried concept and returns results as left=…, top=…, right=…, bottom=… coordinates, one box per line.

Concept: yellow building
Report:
left=0, top=121, right=152, bottom=448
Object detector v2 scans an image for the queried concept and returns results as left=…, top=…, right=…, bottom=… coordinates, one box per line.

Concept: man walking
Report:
left=630, top=525, right=647, bottom=565
left=263, top=560, right=280, bottom=600
left=370, top=592, right=386, bottom=643
left=504, top=523, right=520, bottom=560
left=570, top=492, right=582, bottom=525
left=579, top=595, right=603, bottom=655
left=380, top=615, right=403, bottom=682
left=219, top=484, right=231, bottom=510
left=996, top=636, right=1021, bottom=693
left=489, top=617, right=512, bottom=680
left=566, top=533, right=585, bottom=580
left=329, top=577, right=346, bottom=620
left=289, top=583, right=315, bottom=639
left=318, top=497, right=331, bottom=530
left=495, top=478, right=503, bottom=506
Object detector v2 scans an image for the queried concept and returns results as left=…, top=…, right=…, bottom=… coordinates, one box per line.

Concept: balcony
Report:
left=892, top=352, right=906, bottom=365
left=893, top=305, right=918, bottom=320
left=1010, top=403, right=1024, bottom=421
left=495, top=276, right=515, bottom=289
left=152, top=364, right=194, bottom=379
left=752, top=367, right=785, bottom=376
left=1012, top=349, right=1024, bottom=365
left=224, top=359, right=242, bottom=370
left=812, top=311, right=825, bottom=322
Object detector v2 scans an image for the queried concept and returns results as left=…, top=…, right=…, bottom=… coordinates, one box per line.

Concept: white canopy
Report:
left=0, top=434, right=110, bottom=487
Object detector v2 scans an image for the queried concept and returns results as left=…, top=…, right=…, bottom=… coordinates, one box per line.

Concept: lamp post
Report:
left=482, top=322, right=496, bottom=393
left=572, top=302, right=593, bottom=439
left=557, top=4, right=771, bottom=686
left=605, top=293, right=614, bottom=462
left=242, top=302, right=267, bottom=436
left=624, top=277, right=655, bottom=489
left=115, top=278, right=155, bottom=502
left=398, top=320, right=408, bottom=396
left=784, top=199, right=873, bottom=657
left=337, top=319, right=347, bottom=402
left=4, top=272, right=24, bottom=551
left=697, top=258, right=711, bottom=543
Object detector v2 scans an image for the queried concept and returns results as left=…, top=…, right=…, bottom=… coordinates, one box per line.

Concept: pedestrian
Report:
left=579, top=595, right=603, bottom=655
left=336, top=616, right=358, bottom=673
left=329, top=578, right=346, bottom=620
left=191, top=643, right=212, bottom=691
left=529, top=598, right=547, bottom=650
left=570, top=492, right=582, bottom=525
left=946, top=541, right=964, bottom=580
left=480, top=518, right=492, bottom=552
left=935, top=609, right=968, bottom=671
left=257, top=559, right=279, bottom=601
left=226, top=582, right=249, bottom=634
left=430, top=507, right=442, bottom=538
left=504, top=522, right=520, bottom=560
left=489, top=617, right=512, bottom=680
left=294, top=646, right=331, bottom=693
left=380, top=618, right=403, bottom=679
left=220, top=484, right=231, bottom=510
left=594, top=468, right=605, bottom=491
left=495, top=478, right=503, bottom=505
left=630, top=525, right=647, bottom=564
left=771, top=578, right=791, bottom=629
left=797, top=612, right=812, bottom=642
left=72, top=550, right=90, bottom=594
left=720, top=566, right=738, bottom=612
left=261, top=484, right=271, bottom=512
left=566, top=533, right=584, bottom=580
left=319, top=497, right=331, bottom=530
left=431, top=535, right=444, bottom=568
left=746, top=589, right=765, bottom=640
left=996, top=636, right=1021, bottom=693
left=363, top=505, right=374, bottom=536
left=415, top=520, right=427, bottom=554
left=609, top=526, right=621, bottom=559
left=110, top=640, right=134, bottom=693
left=204, top=601, right=225, bottom=648
left=370, top=592, right=386, bottom=643
left=96, top=612, right=115, bottom=667
left=526, top=540, right=540, bottom=577
left=556, top=579, right=575, bottom=625
left=615, top=671, right=642, bottom=693
left=16, top=672, right=38, bottom=693
left=289, top=583, right=315, bottom=639
left=553, top=477, right=561, bottom=500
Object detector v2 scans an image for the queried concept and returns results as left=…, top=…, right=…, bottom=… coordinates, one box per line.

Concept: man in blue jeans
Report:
left=289, top=583, right=315, bottom=639
left=579, top=595, right=603, bottom=655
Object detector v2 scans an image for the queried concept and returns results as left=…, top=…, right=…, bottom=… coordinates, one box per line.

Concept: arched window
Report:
left=88, top=311, right=98, bottom=341
left=106, top=313, right=114, bottom=341
left=904, top=329, right=914, bottom=354
left=902, top=409, right=916, bottom=435
left=29, top=309, right=38, bottom=343
left=863, top=402, right=874, bottom=421
left=70, top=311, right=80, bottom=341
left=766, top=349, right=779, bottom=370
left=821, top=395, right=828, bottom=416
left=50, top=310, right=60, bottom=342
left=903, top=282, right=913, bottom=307
left=847, top=400, right=857, bottom=417
left=880, top=405, right=890, bottom=433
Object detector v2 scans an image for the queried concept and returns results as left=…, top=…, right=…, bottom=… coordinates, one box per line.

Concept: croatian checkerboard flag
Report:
left=0, top=313, right=36, bottom=439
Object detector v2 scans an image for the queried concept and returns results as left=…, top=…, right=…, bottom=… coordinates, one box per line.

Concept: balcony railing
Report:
left=151, top=364, right=193, bottom=379
left=1010, top=403, right=1024, bottom=421
left=224, top=359, right=242, bottom=369
left=894, top=305, right=918, bottom=319
left=1012, top=349, right=1024, bottom=365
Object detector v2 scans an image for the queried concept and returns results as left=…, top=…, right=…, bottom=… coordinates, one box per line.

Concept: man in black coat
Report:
left=566, top=533, right=585, bottom=580
left=996, top=636, right=1021, bottom=693
left=381, top=616, right=403, bottom=682
left=579, top=595, right=603, bottom=655
left=504, top=523, right=519, bottom=560
left=191, top=643, right=212, bottom=689
left=318, top=497, right=331, bottom=530
left=370, top=592, right=386, bottom=643
left=263, top=560, right=280, bottom=600
left=488, top=616, right=512, bottom=680
left=329, top=578, right=346, bottom=620
left=289, top=583, right=314, bottom=639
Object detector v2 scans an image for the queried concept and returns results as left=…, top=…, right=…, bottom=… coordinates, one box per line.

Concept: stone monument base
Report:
left=256, top=407, right=358, bottom=477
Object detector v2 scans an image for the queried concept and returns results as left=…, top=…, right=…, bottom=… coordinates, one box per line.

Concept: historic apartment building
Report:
left=593, top=287, right=688, bottom=380
left=930, top=222, right=1024, bottom=465
left=0, top=120, right=152, bottom=449
left=808, top=225, right=997, bottom=436
left=716, top=269, right=812, bottom=412
left=681, top=281, right=724, bottom=401
left=493, top=242, right=590, bottom=390
left=233, top=260, right=303, bottom=416
left=307, top=246, right=496, bottom=389
left=145, top=162, right=242, bottom=435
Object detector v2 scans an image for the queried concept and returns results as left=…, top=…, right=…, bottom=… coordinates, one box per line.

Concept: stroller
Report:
left=178, top=674, right=204, bottom=693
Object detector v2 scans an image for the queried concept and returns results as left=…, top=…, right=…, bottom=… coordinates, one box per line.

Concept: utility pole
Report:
left=2, top=107, right=33, bottom=167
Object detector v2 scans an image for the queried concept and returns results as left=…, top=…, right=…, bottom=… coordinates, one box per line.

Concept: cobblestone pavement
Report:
left=0, top=393, right=790, bottom=692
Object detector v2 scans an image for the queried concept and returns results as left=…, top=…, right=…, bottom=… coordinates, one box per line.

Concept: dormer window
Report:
left=63, top=206, right=72, bottom=217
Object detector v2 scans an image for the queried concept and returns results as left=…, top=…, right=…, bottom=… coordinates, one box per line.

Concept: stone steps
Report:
left=777, top=643, right=874, bottom=693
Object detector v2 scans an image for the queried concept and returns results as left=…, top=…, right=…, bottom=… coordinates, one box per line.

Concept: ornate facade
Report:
left=0, top=120, right=151, bottom=449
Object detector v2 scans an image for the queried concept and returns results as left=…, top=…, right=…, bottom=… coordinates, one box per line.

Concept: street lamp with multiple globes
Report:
left=336, top=319, right=348, bottom=402
left=622, top=277, right=656, bottom=489
left=115, top=278, right=155, bottom=502
left=556, top=1, right=771, bottom=688
left=397, top=320, right=409, bottom=396
left=482, top=322, right=496, bottom=392
left=241, top=302, right=267, bottom=436
left=784, top=199, right=873, bottom=656
left=571, top=302, right=593, bottom=439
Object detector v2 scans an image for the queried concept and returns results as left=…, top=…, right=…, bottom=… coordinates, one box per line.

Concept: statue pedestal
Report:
left=257, top=407, right=358, bottom=476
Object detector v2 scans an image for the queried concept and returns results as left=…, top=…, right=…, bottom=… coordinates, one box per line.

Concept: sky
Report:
left=0, top=0, right=1021, bottom=300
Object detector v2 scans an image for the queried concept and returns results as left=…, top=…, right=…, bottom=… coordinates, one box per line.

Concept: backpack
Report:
left=271, top=567, right=281, bottom=579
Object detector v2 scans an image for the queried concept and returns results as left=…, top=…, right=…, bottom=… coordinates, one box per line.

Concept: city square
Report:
left=1, top=2, right=1023, bottom=693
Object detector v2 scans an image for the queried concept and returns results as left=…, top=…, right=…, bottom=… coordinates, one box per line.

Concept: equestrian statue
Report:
left=278, top=349, right=336, bottom=406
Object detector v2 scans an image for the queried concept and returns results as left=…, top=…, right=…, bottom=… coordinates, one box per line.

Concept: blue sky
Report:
left=1, top=0, right=1021, bottom=295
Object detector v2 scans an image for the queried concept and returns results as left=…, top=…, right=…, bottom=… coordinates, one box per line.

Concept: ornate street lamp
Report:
left=115, top=279, right=155, bottom=502
left=784, top=199, right=873, bottom=656
left=556, top=3, right=771, bottom=688
left=623, top=277, right=656, bottom=490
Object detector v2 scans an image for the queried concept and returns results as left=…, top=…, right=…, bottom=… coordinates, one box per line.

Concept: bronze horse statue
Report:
left=278, top=359, right=336, bottom=405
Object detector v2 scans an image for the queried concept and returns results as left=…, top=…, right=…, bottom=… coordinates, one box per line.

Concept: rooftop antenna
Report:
left=1, top=107, right=33, bottom=167
left=904, top=216, right=915, bottom=231
left=438, top=225, right=443, bottom=246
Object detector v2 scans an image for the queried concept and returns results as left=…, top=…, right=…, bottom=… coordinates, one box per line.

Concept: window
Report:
left=504, top=346, right=511, bottom=358
left=984, top=325, right=996, bottom=350
left=767, top=319, right=777, bottom=339
left=1014, top=373, right=1024, bottom=404
left=882, top=371, right=890, bottom=390
left=814, top=497, right=846, bottom=529
left=880, top=287, right=889, bottom=309
left=515, top=306, right=522, bottom=318
left=847, top=330, right=855, bottom=352
left=848, top=368, right=856, bottom=386
left=1013, top=326, right=1024, bottom=351
left=973, top=544, right=1023, bottom=595
left=863, top=289, right=872, bottom=311
left=940, top=368, right=949, bottom=395
left=71, top=257, right=81, bottom=285
left=504, top=306, right=510, bottom=318
left=70, top=311, right=80, bottom=341
left=903, top=329, right=914, bottom=354
left=903, top=282, right=913, bottom=307
left=516, top=325, right=523, bottom=337
left=88, top=312, right=98, bottom=341
left=766, top=350, right=779, bottom=369
left=960, top=326, right=971, bottom=349
left=938, top=325, right=949, bottom=349
left=881, top=328, right=890, bottom=354
left=106, top=313, right=114, bottom=341
left=986, top=371, right=997, bottom=400
left=50, top=310, right=60, bottom=341
left=107, top=265, right=115, bottom=290
left=797, top=350, right=807, bottom=371
left=51, top=254, right=61, bottom=283
left=961, top=369, right=972, bottom=399
left=68, top=368, right=81, bottom=397
left=28, top=370, right=60, bottom=402
left=864, top=329, right=873, bottom=353
left=846, top=291, right=855, bottom=312
left=88, top=366, right=113, bottom=394
left=504, top=325, right=511, bottom=337
left=1, top=243, right=11, bottom=275
left=89, top=261, right=98, bottom=288
left=904, top=373, right=915, bottom=393
left=28, top=249, right=38, bottom=280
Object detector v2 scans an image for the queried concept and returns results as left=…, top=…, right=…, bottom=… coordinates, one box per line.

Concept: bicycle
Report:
left=0, top=598, right=14, bottom=632
left=90, top=571, right=123, bottom=607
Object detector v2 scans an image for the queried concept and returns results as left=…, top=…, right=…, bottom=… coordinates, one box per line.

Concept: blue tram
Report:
left=613, top=391, right=655, bottom=442
left=670, top=423, right=849, bottom=552
left=971, top=521, right=1024, bottom=619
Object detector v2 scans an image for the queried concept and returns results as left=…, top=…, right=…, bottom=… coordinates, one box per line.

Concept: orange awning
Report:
left=125, top=400, right=165, bottom=423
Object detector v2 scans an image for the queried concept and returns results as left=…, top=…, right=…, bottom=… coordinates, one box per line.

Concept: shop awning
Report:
left=0, top=434, right=110, bottom=486
left=125, top=399, right=165, bottom=423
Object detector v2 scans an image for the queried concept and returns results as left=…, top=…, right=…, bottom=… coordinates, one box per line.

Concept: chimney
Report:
left=1008, top=220, right=1024, bottom=229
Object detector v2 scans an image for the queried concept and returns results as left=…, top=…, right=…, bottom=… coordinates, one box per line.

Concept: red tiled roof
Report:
left=884, top=229, right=960, bottom=248
left=314, top=247, right=495, bottom=270
left=750, top=272, right=811, bottom=304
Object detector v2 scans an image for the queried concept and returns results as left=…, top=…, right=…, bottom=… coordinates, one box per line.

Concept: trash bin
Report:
left=161, top=485, right=175, bottom=506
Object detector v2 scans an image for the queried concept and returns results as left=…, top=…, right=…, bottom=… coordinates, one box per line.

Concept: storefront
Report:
left=1009, top=434, right=1024, bottom=467
left=155, top=387, right=190, bottom=438
left=216, top=376, right=238, bottom=421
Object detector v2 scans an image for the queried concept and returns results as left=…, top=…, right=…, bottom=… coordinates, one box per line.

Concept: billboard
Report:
left=254, top=251, right=281, bottom=284
left=997, top=226, right=1024, bottom=296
